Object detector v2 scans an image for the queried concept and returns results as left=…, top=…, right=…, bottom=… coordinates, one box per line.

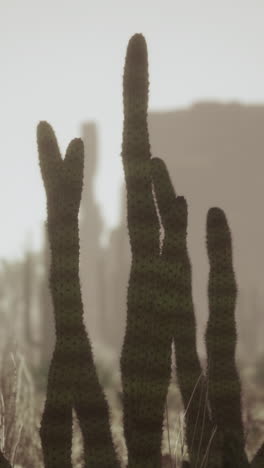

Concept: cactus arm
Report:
left=37, top=121, right=119, bottom=468
left=121, top=33, right=158, bottom=258
left=151, top=157, right=214, bottom=467
left=120, top=34, right=173, bottom=468
left=205, top=207, right=246, bottom=464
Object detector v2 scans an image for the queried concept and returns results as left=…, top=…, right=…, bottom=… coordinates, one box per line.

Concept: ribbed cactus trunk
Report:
left=120, top=34, right=174, bottom=468
left=205, top=207, right=245, bottom=467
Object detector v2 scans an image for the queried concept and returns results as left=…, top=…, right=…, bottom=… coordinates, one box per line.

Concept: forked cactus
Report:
left=37, top=123, right=119, bottom=467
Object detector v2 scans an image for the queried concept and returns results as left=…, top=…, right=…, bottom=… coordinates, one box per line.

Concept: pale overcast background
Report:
left=0, top=0, right=263, bottom=260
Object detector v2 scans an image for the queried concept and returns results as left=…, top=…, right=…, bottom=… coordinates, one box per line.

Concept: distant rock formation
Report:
left=105, top=102, right=264, bottom=362
left=78, top=102, right=264, bottom=365
left=79, top=122, right=105, bottom=350
left=148, top=102, right=264, bottom=362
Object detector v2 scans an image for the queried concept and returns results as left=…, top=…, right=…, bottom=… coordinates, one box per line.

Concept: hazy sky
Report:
left=1, top=0, right=264, bottom=260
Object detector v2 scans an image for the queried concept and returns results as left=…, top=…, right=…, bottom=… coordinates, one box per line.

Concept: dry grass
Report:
left=0, top=341, right=263, bottom=467
left=0, top=338, right=43, bottom=467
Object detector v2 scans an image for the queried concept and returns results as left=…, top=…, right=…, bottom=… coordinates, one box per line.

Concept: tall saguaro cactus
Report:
left=205, top=208, right=245, bottom=465
left=120, top=33, right=215, bottom=468
left=120, top=34, right=177, bottom=468
left=37, top=122, right=119, bottom=468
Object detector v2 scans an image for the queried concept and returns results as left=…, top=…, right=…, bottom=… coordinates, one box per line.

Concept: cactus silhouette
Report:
left=203, top=207, right=245, bottom=467
left=120, top=32, right=213, bottom=467
left=37, top=121, right=119, bottom=468
left=1, top=32, right=262, bottom=468
left=150, top=154, right=264, bottom=468
left=151, top=157, right=215, bottom=467
left=120, top=33, right=176, bottom=468
left=120, top=33, right=264, bottom=468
